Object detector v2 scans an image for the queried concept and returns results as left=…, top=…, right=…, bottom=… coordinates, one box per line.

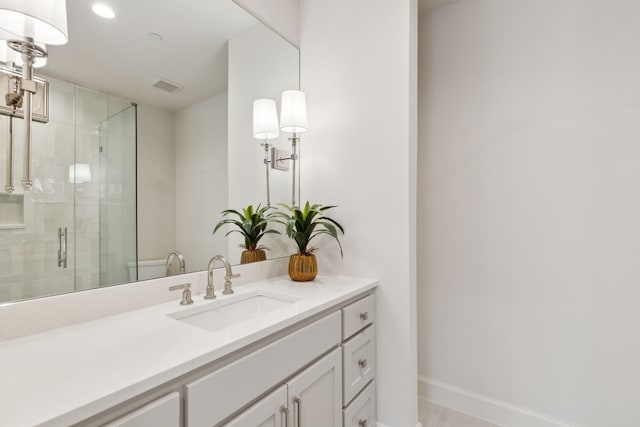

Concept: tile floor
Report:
left=419, top=398, right=501, bottom=427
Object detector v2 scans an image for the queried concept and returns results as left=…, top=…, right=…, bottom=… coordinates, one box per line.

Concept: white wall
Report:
left=228, top=23, right=300, bottom=263
left=299, top=1, right=418, bottom=426
left=137, top=105, right=175, bottom=261
left=174, top=93, right=229, bottom=272
left=418, top=1, right=640, bottom=426
left=233, top=0, right=299, bottom=47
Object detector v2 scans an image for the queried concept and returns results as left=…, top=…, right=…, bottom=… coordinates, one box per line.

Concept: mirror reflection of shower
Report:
left=98, top=104, right=137, bottom=288
left=0, top=77, right=137, bottom=303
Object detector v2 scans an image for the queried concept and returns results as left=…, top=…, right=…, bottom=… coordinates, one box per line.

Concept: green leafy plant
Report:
left=275, top=202, right=344, bottom=256
left=213, top=204, right=279, bottom=250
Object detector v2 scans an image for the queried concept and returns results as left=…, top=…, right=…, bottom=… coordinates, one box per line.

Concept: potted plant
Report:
left=275, top=201, right=344, bottom=281
left=213, top=204, right=279, bottom=264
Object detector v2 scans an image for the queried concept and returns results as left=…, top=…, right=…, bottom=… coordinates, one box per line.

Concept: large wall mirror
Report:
left=0, top=0, right=299, bottom=304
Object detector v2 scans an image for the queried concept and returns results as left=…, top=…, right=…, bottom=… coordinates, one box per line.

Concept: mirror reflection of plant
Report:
left=213, top=204, right=280, bottom=250
left=274, top=202, right=344, bottom=256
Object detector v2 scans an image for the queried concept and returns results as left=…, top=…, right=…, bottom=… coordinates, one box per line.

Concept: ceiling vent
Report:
left=150, top=78, right=183, bottom=93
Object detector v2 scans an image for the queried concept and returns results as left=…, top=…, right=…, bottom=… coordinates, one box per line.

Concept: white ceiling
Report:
left=43, top=0, right=258, bottom=111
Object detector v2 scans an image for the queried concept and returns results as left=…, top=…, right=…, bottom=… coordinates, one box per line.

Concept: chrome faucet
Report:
left=166, top=250, right=186, bottom=276
left=169, top=283, right=193, bottom=305
left=205, top=255, right=240, bottom=299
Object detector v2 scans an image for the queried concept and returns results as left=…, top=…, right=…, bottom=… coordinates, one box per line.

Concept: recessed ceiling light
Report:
left=92, top=3, right=115, bottom=19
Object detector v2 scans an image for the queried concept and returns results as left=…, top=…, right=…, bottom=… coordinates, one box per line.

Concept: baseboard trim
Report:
left=419, top=376, right=580, bottom=427
left=376, top=423, right=421, bottom=427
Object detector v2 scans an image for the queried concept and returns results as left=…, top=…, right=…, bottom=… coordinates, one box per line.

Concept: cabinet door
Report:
left=102, top=392, right=180, bottom=427
left=225, top=385, right=288, bottom=427
left=287, top=347, right=342, bottom=427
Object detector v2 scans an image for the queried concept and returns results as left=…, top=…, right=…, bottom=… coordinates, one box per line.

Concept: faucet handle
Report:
left=222, top=273, right=240, bottom=295
left=169, top=283, right=194, bottom=305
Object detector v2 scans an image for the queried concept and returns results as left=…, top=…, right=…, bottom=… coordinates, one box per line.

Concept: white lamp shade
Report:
left=280, top=90, right=308, bottom=133
left=0, top=0, right=68, bottom=45
left=69, top=164, right=91, bottom=183
left=253, top=99, right=279, bottom=140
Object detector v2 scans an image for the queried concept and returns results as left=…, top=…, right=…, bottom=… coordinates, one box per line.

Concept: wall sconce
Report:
left=0, top=0, right=68, bottom=193
left=280, top=90, right=307, bottom=207
left=253, top=98, right=279, bottom=207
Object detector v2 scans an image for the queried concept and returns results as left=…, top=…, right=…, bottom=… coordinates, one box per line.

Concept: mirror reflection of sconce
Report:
left=68, top=164, right=92, bottom=184
left=0, top=41, right=48, bottom=68
left=253, top=99, right=280, bottom=207
left=253, top=90, right=307, bottom=208
left=279, top=90, right=307, bottom=207
left=0, top=0, right=68, bottom=193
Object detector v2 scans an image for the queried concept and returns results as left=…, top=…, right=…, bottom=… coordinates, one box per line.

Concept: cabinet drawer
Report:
left=342, top=294, right=375, bottom=340
left=343, top=380, right=376, bottom=427
left=342, top=324, right=376, bottom=406
left=103, top=392, right=180, bottom=427
left=185, top=311, right=341, bottom=427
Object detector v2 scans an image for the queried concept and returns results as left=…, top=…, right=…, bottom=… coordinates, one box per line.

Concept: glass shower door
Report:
left=98, top=104, right=137, bottom=287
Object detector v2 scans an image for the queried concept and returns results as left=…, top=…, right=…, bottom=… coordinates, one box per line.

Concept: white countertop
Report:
left=0, top=275, right=376, bottom=427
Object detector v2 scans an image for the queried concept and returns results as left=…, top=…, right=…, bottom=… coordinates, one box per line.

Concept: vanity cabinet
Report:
left=226, top=348, right=342, bottom=427
left=224, top=385, right=288, bottom=427
left=343, top=380, right=376, bottom=427
left=102, top=392, right=180, bottom=427
left=186, top=293, right=375, bottom=427
left=341, top=294, right=377, bottom=424
left=287, top=347, right=342, bottom=426
left=184, top=311, right=341, bottom=427
left=78, top=290, right=376, bottom=427
left=342, top=294, right=375, bottom=339
left=342, top=324, right=376, bottom=405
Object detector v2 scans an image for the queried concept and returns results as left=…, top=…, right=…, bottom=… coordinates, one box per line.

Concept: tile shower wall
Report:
left=0, top=77, right=133, bottom=302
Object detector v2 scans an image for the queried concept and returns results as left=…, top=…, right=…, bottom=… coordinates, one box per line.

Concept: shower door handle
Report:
left=57, top=227, right=67, bottom=268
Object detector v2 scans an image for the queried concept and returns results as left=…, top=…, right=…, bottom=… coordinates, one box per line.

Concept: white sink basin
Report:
left=167, top=290, right=299, bottom=333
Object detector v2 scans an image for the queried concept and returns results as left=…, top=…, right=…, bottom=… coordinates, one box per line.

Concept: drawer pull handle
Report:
left=358, top=358, right=367, bottom=369
left=359, top=419, right=368, bottom=427
left=280, top=405, right=289, bottom=427
left=359, top=312, right=369, bottom=321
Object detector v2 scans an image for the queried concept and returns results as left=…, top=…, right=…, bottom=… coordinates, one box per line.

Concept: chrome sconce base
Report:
left=2, top=39, right=50, bottom=194
left=270, top=147, right=290, bottom=171
left=290, top=135, right=299, bottom=207
left=268, top=136, right=300, bottom=207
left=262, top=142, right=272, bottom=207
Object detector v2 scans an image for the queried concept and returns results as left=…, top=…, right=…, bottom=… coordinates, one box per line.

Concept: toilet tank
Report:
left=127, top=259, right=166, bottom=281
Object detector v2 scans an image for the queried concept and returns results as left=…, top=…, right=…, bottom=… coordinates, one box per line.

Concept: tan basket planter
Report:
left=288, top=253, right=318, bottom=282
left=240, top=249, right=267, bottom=264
